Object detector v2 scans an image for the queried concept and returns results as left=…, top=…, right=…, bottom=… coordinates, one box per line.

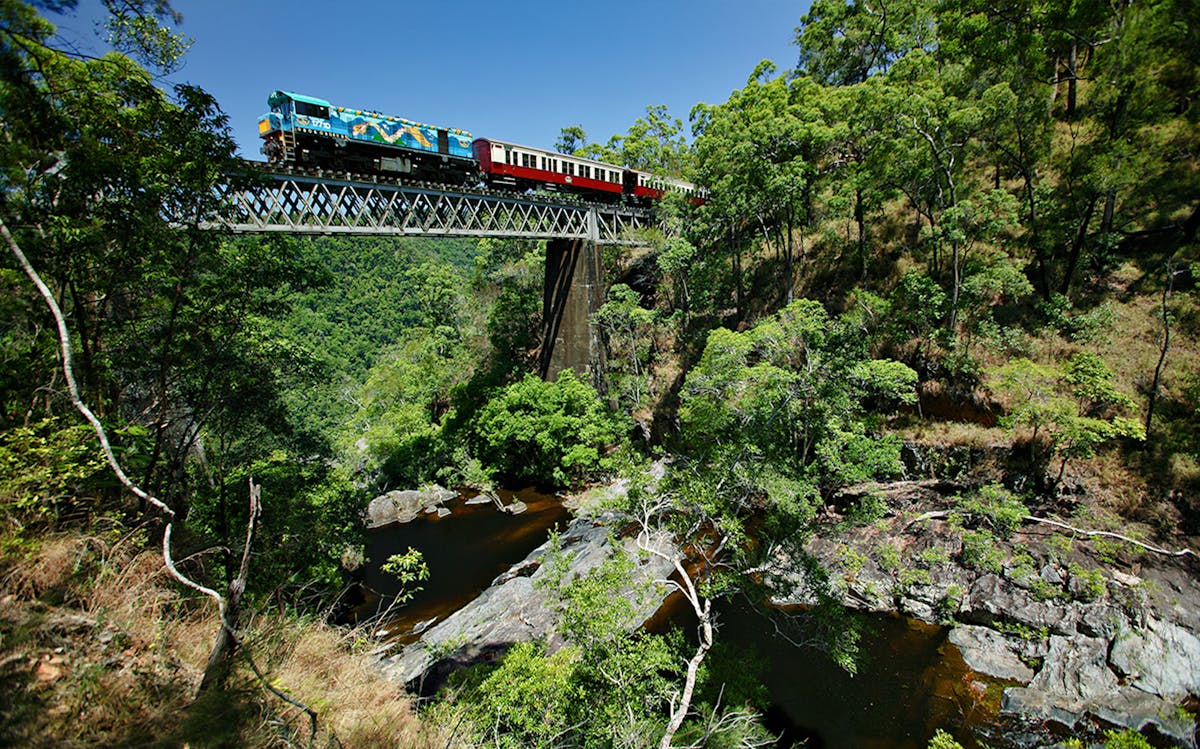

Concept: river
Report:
left=364, top=490, right=999, bottom=748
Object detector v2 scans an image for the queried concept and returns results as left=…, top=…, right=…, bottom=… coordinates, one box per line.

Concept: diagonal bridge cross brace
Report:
left=202, top=169, right=658, bottom=245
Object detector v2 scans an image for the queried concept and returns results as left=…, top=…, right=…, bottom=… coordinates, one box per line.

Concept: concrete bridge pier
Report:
left=539, top=209, right=608, bottom=394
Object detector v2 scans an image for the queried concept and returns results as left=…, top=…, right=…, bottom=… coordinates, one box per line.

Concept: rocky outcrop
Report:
left=781, top=480, right=1200, bottom=748
left=365, top=486, right=457, bottom=528
left=377, top=512, right=676, bottom=691
left=947, top=625, right=1035, bottom=683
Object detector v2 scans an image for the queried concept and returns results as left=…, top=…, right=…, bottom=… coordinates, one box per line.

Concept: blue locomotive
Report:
left=259, top=90, right=706, bottom=203
left=259, top=90, right=476, bottom=180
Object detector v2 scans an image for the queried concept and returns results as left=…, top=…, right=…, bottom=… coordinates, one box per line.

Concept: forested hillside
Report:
left=1, top=0, right=1197, bottom=747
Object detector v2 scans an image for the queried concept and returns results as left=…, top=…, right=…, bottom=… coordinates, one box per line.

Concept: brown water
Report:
left=364, top=497, right=1005, bottom=747
left=712, top=602, right=1002, bottom=749
left=358, top=487, right=569, bottom=643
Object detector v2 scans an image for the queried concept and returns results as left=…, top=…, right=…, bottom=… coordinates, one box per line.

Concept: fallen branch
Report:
left=905, top=510, right=950, bottom=528
left=1024, top=515, right=1199, bottom=559
left=894, top=503, right=1197, bottom=559
left=2, top=220, right=174, bottom=519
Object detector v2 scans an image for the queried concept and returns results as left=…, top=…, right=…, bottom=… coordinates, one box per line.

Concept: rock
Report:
left=961, top=574, right=1077, bottom=635
left=1001, top=687, right=1084, bottom=728
left=1040, top=565, right=1064, bottom=585
left=1109, top=617, right=1200, bottom=700
left=1111, top=570, right=1143, bottom=588
left=948, top=625, right=1034, bottom=683
left=1027, top=635, right=1117, bottom=704
left=366, top=485, right=456, bottom=528
left=465, top=493, right=496, bottom=506
left=502, top=500, right=528, bottom=515
left=379, top=514, right=677, bottom=690
left=1076, top=604, right=1126, bottom=639
left=1089, top=686, right=1199, bottom=749
left=999, top=636, right=1117, bottom=731
left=436, top=507, right=451, bottom=518
left=565, top=458, right=668, bottom=514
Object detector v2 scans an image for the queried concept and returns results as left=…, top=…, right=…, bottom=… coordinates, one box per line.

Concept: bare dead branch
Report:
left=1024, top=516, right=1198, bottom=559
left=2, top=220, right=176, bottom=519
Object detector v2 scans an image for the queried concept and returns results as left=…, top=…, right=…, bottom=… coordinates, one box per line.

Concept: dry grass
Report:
left=898, top=420, right=1009, bottom=449
left=0, top=526, right=459, bottom=749
left=251, top=617, right=457, bottom=749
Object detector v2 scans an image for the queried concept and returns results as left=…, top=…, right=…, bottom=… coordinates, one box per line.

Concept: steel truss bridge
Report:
left=205, top=165, right=659, bottom=245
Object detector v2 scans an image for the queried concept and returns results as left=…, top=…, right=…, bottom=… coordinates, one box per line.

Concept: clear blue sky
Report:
left=56, top=1, right=810, bottom=159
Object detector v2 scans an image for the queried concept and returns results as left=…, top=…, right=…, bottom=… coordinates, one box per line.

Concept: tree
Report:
left=795, top=0, right=936, bottom=85
left=593, top=283, right=658, bottom=412
left=616, top=104, right=688, bottom=175
left=555, top=124, right=588, bottom=155
left=990, top=353, right=1144, bottom=489
left=589, top=301, right=916, bottom=746
left=469, top=371, right=626, bottom=487
left=2, top=0, right=360, bottom=649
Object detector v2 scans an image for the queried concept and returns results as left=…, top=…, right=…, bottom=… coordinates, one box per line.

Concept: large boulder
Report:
left=947, top=625, right=1034, bottom=683
left=1109, top=616, right=1200, bottom=700
left=378, top=513, right=677, bottom=691
left=366, top=486, right=457, bottom=528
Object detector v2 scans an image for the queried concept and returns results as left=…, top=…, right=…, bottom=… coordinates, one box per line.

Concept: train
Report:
left=258, top=90, right=704, bottom=205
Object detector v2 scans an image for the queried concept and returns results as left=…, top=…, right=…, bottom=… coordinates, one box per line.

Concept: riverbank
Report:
left=370, top=469, right=1199, bottom=748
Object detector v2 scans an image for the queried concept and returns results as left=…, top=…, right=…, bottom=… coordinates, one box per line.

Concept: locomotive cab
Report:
left=259, top=91, right=337, bottom=165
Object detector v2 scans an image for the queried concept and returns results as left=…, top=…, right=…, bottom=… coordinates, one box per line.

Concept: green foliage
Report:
left=347, top=328, right=474, bottom=486
left=1069, top=565, right=1108, bottom=602
left=186, top=452, right=364, bottom=593
left=960, top=529, right=1006, bottom=573
left=470, top=371, right=625, bottom=487
left=380, top=547, right=429, bottom=604
left=468, top=641, right=581, bottom=749
left=1100, top=729, right=1157, bottom=749
left=0, top=419, right=109, bottom=522
left=679, top=300, right=917, bottom=513
left=990, top=355, right=1144, bottom=487
left=451, top=538, right=706, bottom=748
left=927, top=728, right=966, bottom=749
left=955, top=484, right=1028, bottom=538
left=593, top=284, right=659, bottom=411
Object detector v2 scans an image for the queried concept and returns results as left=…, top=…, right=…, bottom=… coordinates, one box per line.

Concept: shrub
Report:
left=960, top=529, right=1005, bottom=573
left=471, top=371, right=625, bottom=487
left=928, top=729, right=965, bottom=749
left=0, top=418, right=111, bottom=524
left=956, top=484, right=1028, bottom=538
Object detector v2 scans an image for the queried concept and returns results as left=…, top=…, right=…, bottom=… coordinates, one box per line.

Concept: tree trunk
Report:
left=659, top=598, right=712, bottom=749
left=855, top=187, right=867, bottom=279
left=1145, top=264, right=1177, bottom=439
left=784, top=209, right=794, bottom=305
left=198, top=480, right=262, bottom=694
left=1066, top=41, right=1078, bottom=119
left=1059, top=196, right=1098, bottom=297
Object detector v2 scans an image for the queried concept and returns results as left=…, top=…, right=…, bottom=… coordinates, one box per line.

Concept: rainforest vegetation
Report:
left=1, top=0, right=1197, bottom=746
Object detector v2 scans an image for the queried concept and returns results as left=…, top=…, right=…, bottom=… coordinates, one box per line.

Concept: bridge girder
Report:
left=204, top=169, right=659, bottom=245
